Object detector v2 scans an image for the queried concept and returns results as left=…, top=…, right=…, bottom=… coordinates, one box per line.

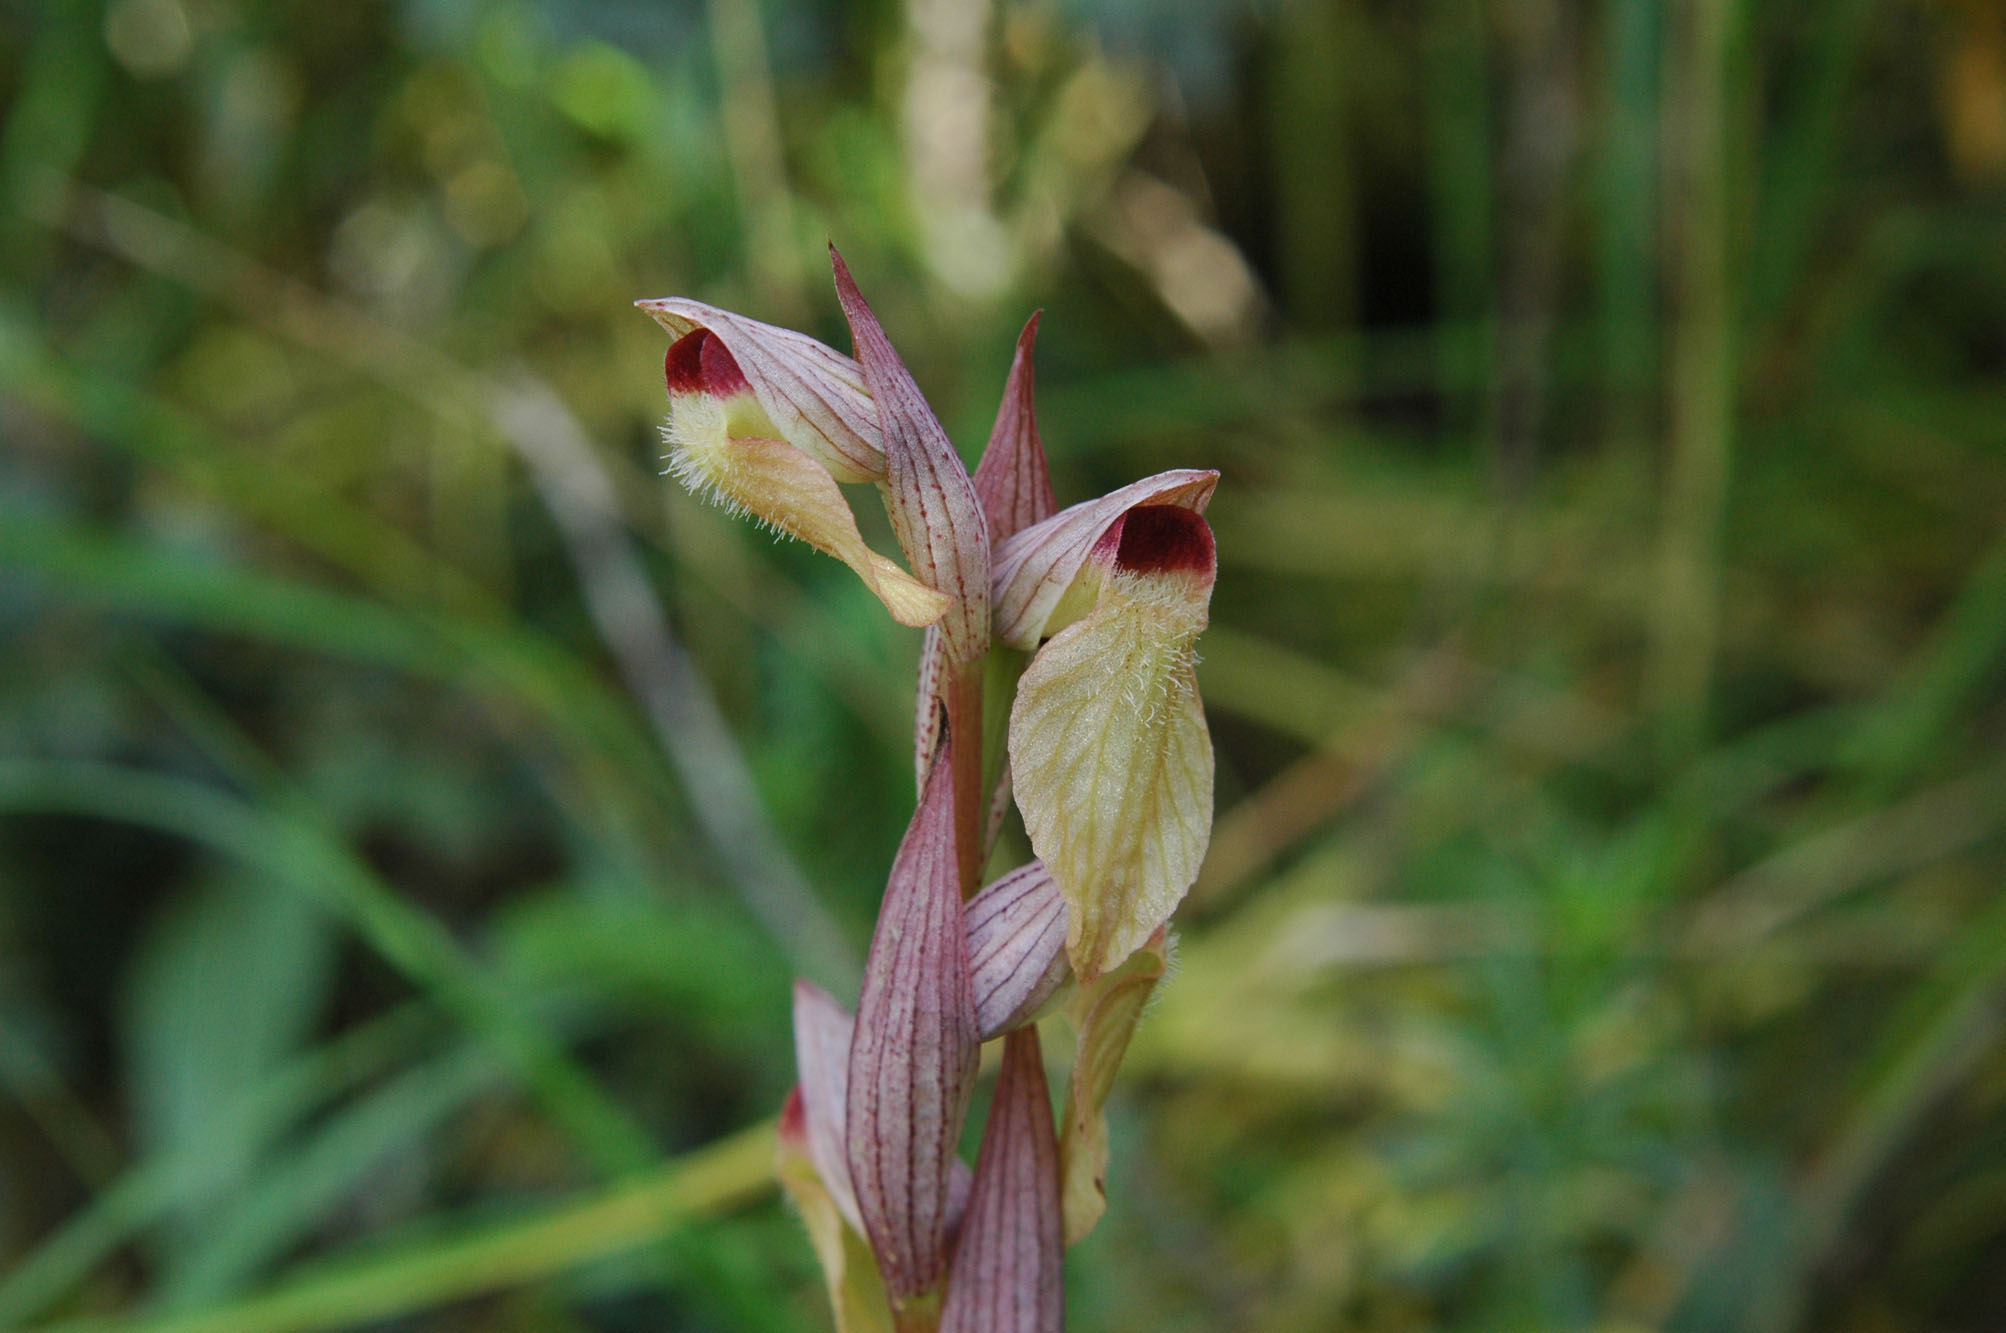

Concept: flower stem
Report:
left=944, top=661, right=985, bottom=897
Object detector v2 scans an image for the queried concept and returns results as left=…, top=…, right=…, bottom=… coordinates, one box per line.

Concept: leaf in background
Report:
left=162, top=1047, right=504, bottom=1307
left=123, top=873, right=339, bottom=1282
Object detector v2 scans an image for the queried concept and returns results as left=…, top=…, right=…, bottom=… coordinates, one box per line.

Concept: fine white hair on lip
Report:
left=662, top=396, right=750, bottom=521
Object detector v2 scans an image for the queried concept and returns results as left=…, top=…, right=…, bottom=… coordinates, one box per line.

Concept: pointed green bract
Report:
left=1058, top=932, right=1167, bottom=1245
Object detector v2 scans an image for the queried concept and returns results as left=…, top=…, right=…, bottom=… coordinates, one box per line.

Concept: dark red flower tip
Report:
left=664, top=328, right=752, bottom=397
left=779, top=1085, right=810, bottom=1147
left=1099, top=504, right=1215, bottom=577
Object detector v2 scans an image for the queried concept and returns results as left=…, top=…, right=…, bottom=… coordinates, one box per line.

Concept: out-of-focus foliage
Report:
left=2, top=0, right=2003, bottom=1329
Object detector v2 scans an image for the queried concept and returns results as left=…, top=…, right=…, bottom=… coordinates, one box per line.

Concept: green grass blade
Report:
left=0, top=761, right=655, bottom=1176
left=0, top=1008, right=436, bottom=1329
left=39, top=1122, right=775, bottom=1333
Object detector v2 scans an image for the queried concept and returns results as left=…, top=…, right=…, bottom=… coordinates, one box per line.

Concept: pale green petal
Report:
left=1008, top=573, right=1213, bottom=980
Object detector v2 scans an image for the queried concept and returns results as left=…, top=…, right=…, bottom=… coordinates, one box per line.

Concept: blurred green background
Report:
left=3, top=0, right=2005, bottom=1328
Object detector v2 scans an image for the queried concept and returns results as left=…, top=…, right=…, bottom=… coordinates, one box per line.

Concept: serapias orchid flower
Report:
left=646, top=253, right=1219, bottom=1329
left=639, top=298, right=951, bottom=628
left=994, top=472, right=1219, bottom=982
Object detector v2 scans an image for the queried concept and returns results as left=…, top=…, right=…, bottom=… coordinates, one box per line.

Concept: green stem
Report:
left=1650, top=0, right=1741, bottom=767
left=43, top=1123, right=776, bottom=1333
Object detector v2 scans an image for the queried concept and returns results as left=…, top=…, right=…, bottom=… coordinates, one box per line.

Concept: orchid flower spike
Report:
left=995, top=475, right=1219, bottom=982
left=638, top=298, right=951, bottom=628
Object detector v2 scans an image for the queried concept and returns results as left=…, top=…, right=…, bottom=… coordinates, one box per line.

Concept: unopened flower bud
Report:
left=777, top=1087, right=895, bottom=1333
left=792, top=981, right=865, bottom=1235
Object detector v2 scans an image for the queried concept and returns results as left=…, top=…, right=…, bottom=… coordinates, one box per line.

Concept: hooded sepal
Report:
left=654, top=327, right=950, bottom=628
left=638, top=296, right=885, bottom=481
left=939, top=1028, right=1065, bottom=1333
left=967, top=862, right=1071, bottom=1041
left=847, top=739, right=982, bottom=1309
left=831, top=247, right=992, bottom=664
left=1057, top=929, right=1168, bottom=1246
left=778, top=1089, right=896, bottom=1333
left=1009, top=505, right=1216, bottom=981
left=991, top=469, right=1216, bottom=651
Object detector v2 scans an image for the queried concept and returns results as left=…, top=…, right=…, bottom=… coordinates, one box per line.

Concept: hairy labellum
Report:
left=1010, top=506, right=1216, bottom=981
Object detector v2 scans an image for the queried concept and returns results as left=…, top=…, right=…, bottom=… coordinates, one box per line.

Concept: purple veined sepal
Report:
left=972, top=312, right=1059, bottom=548
left=638, top=300, right=951, bottom=629
left=846, top=736, right=982, bottom=1313
left=939, top=1027, right=1065, bottom=1333
left=1006, top=499, right=1218, bottom=982
left=917, top=312, right=1062, bottom=795
left=830, top=247, right=991, bottom=668
left=966, top=862, right=1071, bottom=1041
left=788, top=982, right=976, bottom=1331
left=1057, top=927, right=1170, bottom=1246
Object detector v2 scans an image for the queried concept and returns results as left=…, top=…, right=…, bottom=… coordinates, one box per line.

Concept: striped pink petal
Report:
left=966, top=862, right=1071, bottom=1040
left=846, top=738, right=982, bottom=1308
left=940, top=1028, right=1064, bottom=1333
left=831, top=247, right=992, bottom=665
